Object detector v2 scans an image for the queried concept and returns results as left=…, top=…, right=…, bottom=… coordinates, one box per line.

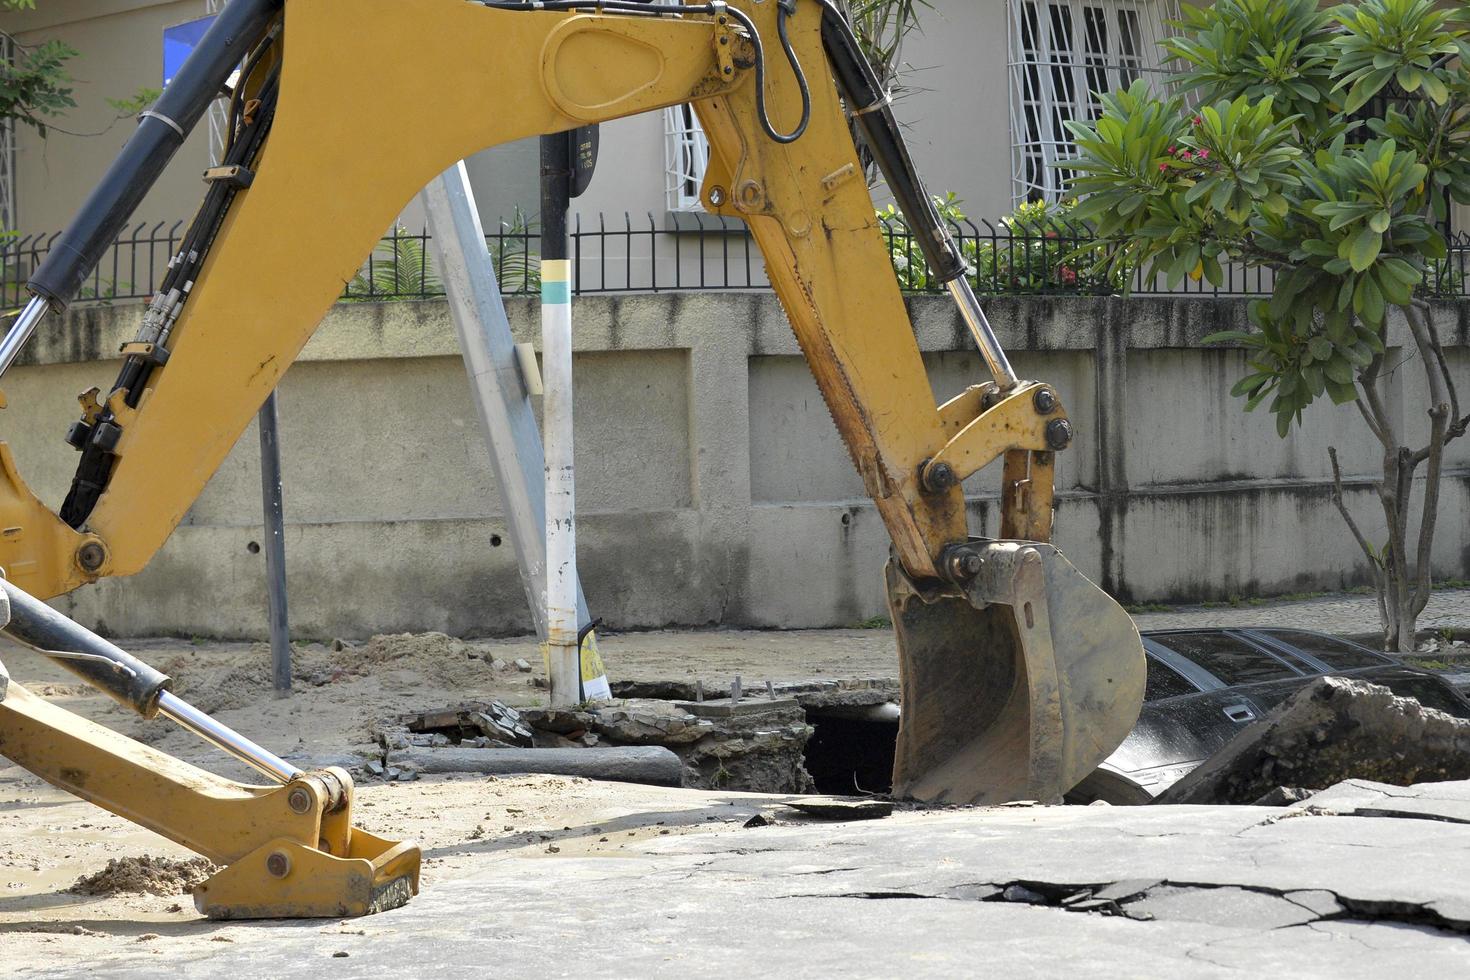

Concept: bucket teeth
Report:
left=888, top=541, right=1144, bottom=805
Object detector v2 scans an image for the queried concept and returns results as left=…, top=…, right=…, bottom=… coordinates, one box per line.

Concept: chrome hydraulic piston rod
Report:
left=156, top=690, right=300, bottom=782
left=0, top=295, right=52, bottom=378
left=0, top=0, right=282, bottom=383
left=817, top=0, right=1018, bottom=390
left=0, top=578, right=299, bottom=783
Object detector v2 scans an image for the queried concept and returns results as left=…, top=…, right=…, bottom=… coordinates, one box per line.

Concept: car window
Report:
left=1257, top=630, right=1387, bottom=670
left=1379, top=676, right=1470, bottom=719
left=1144, top=656, right=1199, bottom=701
left=1149, top=632, right=1301, bottom=686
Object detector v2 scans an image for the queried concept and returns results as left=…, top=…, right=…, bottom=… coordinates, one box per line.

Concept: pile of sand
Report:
left=156, top=632, right=498, bottom=714
left=69, top=856, right=218, bottom=897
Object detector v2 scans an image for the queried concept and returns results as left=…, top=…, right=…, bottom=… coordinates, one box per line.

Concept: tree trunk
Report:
left=1344, top=302, right=1468, bottom=652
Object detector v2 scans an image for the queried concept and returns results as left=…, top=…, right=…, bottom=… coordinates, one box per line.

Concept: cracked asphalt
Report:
left=14, top=777, right=1470, bottom=978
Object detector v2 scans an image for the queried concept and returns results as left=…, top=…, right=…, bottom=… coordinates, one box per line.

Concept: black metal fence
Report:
left=3, top=215, right=1469, bottom=308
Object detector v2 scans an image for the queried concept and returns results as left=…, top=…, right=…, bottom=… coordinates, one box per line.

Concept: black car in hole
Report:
left=1066, top=627, right=1470, bottom=805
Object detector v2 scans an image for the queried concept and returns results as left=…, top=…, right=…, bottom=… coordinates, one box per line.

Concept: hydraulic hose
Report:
left=815, top=0, right=966, bottom=285
left=25, top=0, right=282, bottom=309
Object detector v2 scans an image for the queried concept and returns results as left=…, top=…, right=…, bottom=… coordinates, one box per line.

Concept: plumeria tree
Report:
left=1064, top=0, right=1470, bottom=651
left=0, top=1, right=76, bottom=140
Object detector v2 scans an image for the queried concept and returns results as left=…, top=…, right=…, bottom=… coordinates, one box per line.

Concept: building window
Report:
left=1008, top=0, right=1177, bottom=204
left=658, top=0, right=709, bottom=212
left=665, top=102, right=710, bottom=213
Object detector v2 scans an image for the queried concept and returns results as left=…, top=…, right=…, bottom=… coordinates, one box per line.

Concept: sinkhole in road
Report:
left=802, top=710, right=897, bottom=796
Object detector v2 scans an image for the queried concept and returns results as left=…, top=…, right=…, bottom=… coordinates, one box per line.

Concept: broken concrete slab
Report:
left=1250, top=786, right=1313, bottom=806
left=399, top=701, right=534, bottom=747
left=782, top=797, right=894, bottom=820
left=522, top=699, right=813, bottom=794
left=1293, top=778, right=1470, bottom=824
left=18, top=778, right=1470, bottom=976
left=1156, top=677, right=1470, bottom=805
left=677, top=698, right=801, bottom=718
left=398, top=746, right=684, bottom=787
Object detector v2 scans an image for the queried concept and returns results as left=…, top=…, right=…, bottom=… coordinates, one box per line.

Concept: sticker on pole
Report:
left=578, top=632, right=612, bottom=702
left=539, top=633, right=612, bottom=703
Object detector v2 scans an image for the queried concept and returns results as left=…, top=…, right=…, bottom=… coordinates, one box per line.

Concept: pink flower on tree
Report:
left=1197, top=149, right=1210, bottom=161
left=1180, top=150, right=1193, bottom=160
left=1158, top=162, right=1169, bottom=172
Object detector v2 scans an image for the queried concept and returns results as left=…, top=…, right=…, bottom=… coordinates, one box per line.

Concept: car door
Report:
left=1089, top=641, right=1274, bottom=799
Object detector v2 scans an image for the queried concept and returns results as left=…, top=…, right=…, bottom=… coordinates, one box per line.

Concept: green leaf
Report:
left=1346, top=227, right=1383, bottom=272
left=1326, top=378, right=1359, bottom=404
left=1230, top=372, right=1271, bottom=397
left=1368, top=210, right=1391, bottom=233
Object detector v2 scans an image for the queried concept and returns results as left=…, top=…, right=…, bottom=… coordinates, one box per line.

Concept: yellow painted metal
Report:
left=0, top=444, right=92, bottom=596
left=1001, top=449, right=1056, bottom=542
left=0, top=0, right=1144, bottom=825
left=693, top=0, right=965, bottom=578
left=925, top=381, right=1063, bottom=484
left=0, top=0, right=738, bottom=597
left=1, top=0, right=1028, bottom=595
left=887, top=542, right=1145, bottom=805
left=0, top=676, right=420, bottom=918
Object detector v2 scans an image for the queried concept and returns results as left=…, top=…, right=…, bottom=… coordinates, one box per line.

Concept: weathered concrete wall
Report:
left=4, top=293, right=1466, bottom=638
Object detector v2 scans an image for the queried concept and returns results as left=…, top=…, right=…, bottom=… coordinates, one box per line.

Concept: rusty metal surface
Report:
left=889, top=542, right=1144, bottom=805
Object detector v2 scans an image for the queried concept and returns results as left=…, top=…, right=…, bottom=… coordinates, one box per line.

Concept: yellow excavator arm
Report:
left=0, top=0, right=1144, bottom=918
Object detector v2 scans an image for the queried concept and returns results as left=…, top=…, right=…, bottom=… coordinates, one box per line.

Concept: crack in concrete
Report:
left=777, top=876, right=1470, bottom=937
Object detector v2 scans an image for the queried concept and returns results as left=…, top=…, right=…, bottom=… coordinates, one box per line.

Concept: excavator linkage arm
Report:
left=0, top=0, right=1145, bottom=918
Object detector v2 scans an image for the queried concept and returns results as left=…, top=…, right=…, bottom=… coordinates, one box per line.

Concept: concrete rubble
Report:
left=522, top=697, right=815, bottom=794
left=369, top=694, right=815, bottom=793
left=1158, top=676, right=1470, bottom=805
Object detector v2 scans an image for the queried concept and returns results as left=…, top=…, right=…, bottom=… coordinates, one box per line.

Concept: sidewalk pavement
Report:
left=1128, top=586, right=1470, bottom=638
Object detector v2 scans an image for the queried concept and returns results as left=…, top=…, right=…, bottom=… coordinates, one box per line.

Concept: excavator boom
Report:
left=0, top=0, right=1144, bottom=917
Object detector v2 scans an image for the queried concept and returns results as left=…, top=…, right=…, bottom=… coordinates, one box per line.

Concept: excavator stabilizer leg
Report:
left=888, top=541, right=1145, bottom=805
left=0, top=580, right=420, bottom=919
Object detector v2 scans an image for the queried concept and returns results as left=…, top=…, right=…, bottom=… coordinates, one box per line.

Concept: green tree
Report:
left=837, top=0, right=931, bottom=183
left=1063, top=0, right=1470, bottom=651
left=0, top=0, right=77, bottom=139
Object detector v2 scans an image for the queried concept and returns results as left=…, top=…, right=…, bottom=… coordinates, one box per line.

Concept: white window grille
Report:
left=664, top=101, right=711, bottom=212
left=658, top=0, right=709, bottom=211
left=1007, top=0, right=1179, bottom=205
left=0, top=34, right=16, bottom=232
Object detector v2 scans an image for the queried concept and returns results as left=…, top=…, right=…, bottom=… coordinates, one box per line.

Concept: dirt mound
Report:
left=70, top=856, right=218, bottom=897
left=156, top=633, right=494, bottom=714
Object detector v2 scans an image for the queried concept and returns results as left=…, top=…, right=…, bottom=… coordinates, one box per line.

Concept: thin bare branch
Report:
left=1419, top=303, right=1466, bottom=445
left=1359, top=349, right=1400, bottom=453
left=1354, top=396, right=1392, bottom=451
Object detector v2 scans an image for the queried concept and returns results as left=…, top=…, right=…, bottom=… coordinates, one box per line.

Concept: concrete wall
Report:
left=5, top=292, right=1466, bottom=639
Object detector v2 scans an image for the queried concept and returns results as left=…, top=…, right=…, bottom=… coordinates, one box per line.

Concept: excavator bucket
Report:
left=887, top=540, right=1145, bottom=805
